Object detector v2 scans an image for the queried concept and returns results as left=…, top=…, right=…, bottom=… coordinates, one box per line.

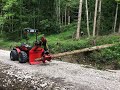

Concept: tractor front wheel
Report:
left=10, top=50, right=18, bottom=61
left=19, top=51, right=28, bottom=63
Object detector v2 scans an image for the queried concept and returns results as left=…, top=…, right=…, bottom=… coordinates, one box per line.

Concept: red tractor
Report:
left=10, top=28, right=51, bottom=65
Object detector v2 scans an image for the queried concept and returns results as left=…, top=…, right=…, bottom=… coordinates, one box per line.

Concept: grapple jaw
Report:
left=29, top=46, right=51, bottom=65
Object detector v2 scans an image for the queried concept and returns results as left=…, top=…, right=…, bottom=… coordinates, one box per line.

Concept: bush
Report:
left=88, top=43, right=120, bottom=69
left=3, top=31, right=21, bottom=41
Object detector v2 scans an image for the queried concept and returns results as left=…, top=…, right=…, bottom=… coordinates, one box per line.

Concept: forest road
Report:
left=0, top=49, right=120, bottom=90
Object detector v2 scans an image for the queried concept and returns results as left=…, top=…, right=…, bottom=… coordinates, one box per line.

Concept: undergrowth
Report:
left=0, top=24, right=120, bottom=70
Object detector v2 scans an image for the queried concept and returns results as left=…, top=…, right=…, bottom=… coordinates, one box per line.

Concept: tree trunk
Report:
left=58, top=0, right=61, bottom=25
left=37, top=1, right=40, bottom=29
left=97, top=0, right=102, bottom=36
left=33, top=10, right=36, bottom=29
left=65, top=6, right=67, bottom=25
left=76, top=0, right=83, bottom=40
left=20, top=0, right=23, bottom=38
left=68, top=9, right=70, bottom=25
left=62, top=12, right=64, bottom=26
left=1, top=3, right=3, bottom=34
left=68, top=15, right=70, bottom=25
left=113, top=3, right=118, bottom=33
left=1, top=25, right=3, bottom=34
left=56, top=0, right=59, bottom=23
left=93, top=0, right=98, bottom=37
left=8, top=16, right=10, bottom=32
left=12, top=17, right=13, bottom=32
left=118, top=23, right=120, bottom=33
left=85, top=0, right=90, bottom=37
left=12, top=13, right=14, bottom=32
left=35, top=44, right=114, bottom=61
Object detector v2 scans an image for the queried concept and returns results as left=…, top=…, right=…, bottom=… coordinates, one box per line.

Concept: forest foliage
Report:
left=0, top=0, right=120, bottom=69
left=0, top=0, right=120, bottom=41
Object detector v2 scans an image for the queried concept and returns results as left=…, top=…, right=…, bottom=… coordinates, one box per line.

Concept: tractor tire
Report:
left=10, top=50, right=18, bottom=61
left=19, top=51, right=28, bottom=63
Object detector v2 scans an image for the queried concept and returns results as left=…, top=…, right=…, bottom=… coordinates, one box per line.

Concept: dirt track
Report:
left=0, top=49, right=120, bottom=90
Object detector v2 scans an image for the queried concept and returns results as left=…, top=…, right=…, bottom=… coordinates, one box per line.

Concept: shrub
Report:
left=88, top=43, right=120, bottom=69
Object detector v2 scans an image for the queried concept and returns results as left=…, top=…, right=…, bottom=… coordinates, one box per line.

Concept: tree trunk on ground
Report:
left=85, top=0, right=90, bottom=37
left=35, top=44, right=114, bottom=61
left=76, top=0, right=83, bottom=40
left=97, top=0, right=102, bottom=36
left=93, top=0, right=98, bottom=37
left=52, top=44, right=114, bottom=58
left=113, top=3, right=118, bottom=33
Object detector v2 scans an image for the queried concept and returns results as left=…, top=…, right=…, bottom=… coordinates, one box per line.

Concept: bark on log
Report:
left=52, top=44, right=114, bottom=58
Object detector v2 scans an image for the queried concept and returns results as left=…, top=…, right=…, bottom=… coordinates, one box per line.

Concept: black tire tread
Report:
left=19, top=51, right=28, bottom=63
left=10, top=50, right=18, bottom=61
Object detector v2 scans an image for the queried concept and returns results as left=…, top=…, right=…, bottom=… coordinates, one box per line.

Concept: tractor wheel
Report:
left=10, top=50, right=18, bottom=61
left=19, top=51, right=28, bottom=63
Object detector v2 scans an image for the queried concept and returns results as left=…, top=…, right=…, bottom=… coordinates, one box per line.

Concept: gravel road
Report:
left=0, top=49, right=120, bottom=90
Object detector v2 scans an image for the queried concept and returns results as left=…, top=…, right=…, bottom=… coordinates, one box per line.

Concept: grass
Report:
left=0, top=25, right=120, bottom=53
left=46, top=31, right=120, bottom=53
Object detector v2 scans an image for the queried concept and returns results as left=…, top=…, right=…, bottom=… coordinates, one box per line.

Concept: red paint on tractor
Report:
left=29, top=46, right=44, bottom=65
left=15, top=48, right=21, bottom=54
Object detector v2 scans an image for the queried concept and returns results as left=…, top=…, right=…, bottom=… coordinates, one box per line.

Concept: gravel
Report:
left=0, top=49, right=120, bottom=90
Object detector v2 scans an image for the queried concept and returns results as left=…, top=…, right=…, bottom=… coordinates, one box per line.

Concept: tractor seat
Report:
left=20, top=43, right=32, bottom=50
left=25, top=44, right=32, bottom=50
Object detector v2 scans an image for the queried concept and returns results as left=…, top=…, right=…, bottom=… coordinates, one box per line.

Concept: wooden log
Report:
left=35, top=44, right=114, bottom=61
left=52, top=44, right=114, bottom=58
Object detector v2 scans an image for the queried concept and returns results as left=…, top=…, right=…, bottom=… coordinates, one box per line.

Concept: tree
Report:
left=0, top=0, right=3, bottom=34
left=85, top=0, right=90, bottom=37
left=96, top=0, right=102, bottom=36
left=119, top=23, right=120, bottom=33
left=93, top=0, right=98, bottom=37
left=56, top=0, right=61, bottom=25
left=0, top=0, right=119, bottom=41
left=113, top=3, right=118, bottom=33
left=76, top=0, right=83, bottom=40
left=114, top=0, right=120, bottom=33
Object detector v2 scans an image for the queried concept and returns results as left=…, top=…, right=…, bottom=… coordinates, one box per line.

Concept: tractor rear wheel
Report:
left=10, top=50, right=18, bottom=61
left=19, top=51, right=28, bottom=63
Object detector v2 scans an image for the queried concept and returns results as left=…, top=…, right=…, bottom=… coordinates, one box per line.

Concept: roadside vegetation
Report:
left=1, top=24, right=120, bottom=70
left=0, top=0, right=120, bottom=69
